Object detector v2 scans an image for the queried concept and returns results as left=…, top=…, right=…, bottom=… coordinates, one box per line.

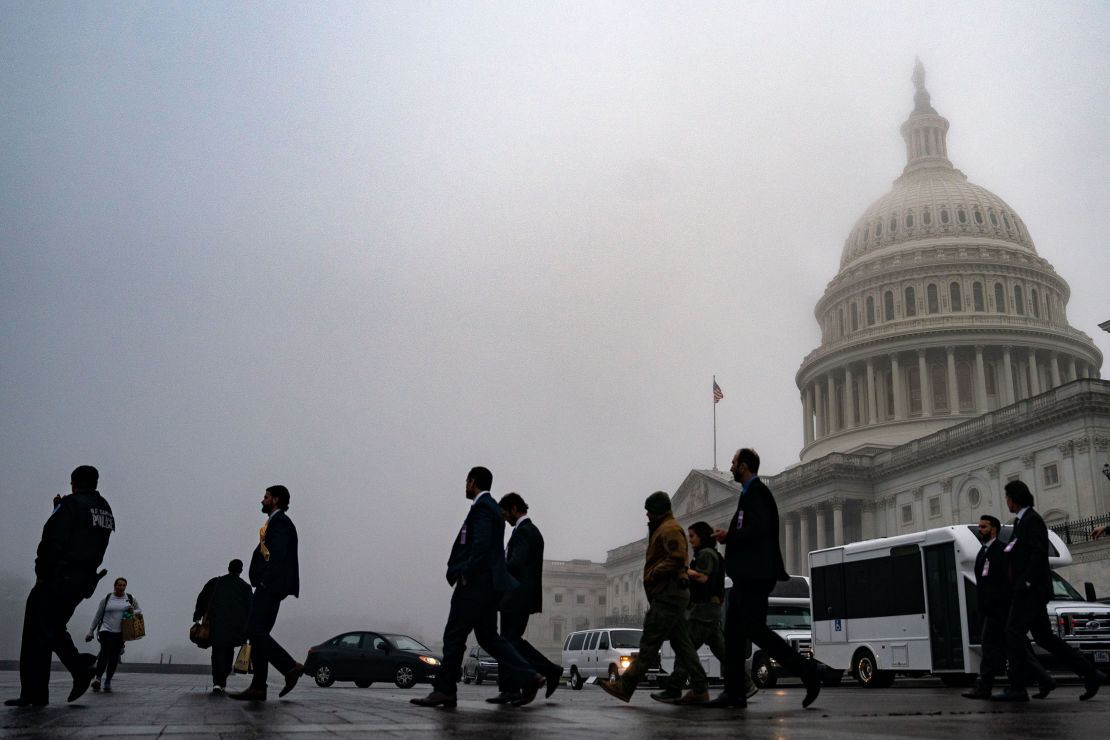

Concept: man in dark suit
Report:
left=412, top=467, right=545, bottom=708
left=229, top=485, right=303, bottom=702
left=963, top=515, right=1053, bottom=700
left=993, top=480, right=1104, bottom=702
left=705, top=448, right=821, bottom=709
left=486, top=493, right=563, bottom=705
left=193, top=559, right=254, bottom=694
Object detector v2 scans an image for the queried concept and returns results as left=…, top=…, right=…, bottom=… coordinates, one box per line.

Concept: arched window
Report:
left=931, top=364, right=949, bottom=411
left=927, top=284, right=939, bottom=314
left=1044, top=293, right=1052, bottom=321
left=905, top=212, right=914, bottom=229
left=994, top=283, right=1006, bottom=313
left=1013, top=285, right=1025, bottom=315
left=890, top=215, right=897, bottom=234
left=956, top=361, right=973, bottom=410
left=1004, top=213, right=1014, bottom=230
left=875, top=221, right=882, bottom=238
left=950, top=282, right=963, bottom=312
left=1030, top=288, right=1040, bottom=318
left=989, top=210, right=999, bottom=227
left=904, top=286, right=917, bottom=317
left=940, top=207, right=950, bottom=224
left=922, top=209, right=932, bottom=226
left=957, top=208, right=967, bottom=224
left=851, top=303, right=859, bottom=331
left=884, top=291, right=895, bottom=321
left=973, top=209, right=984, bottom=225
left=866, top=296, right=875, bottom=326
left=973, top=282, right=985, bottom=312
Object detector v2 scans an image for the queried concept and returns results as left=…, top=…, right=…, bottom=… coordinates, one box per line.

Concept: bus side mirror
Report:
left=1084, top=582, right=1097, bottom=602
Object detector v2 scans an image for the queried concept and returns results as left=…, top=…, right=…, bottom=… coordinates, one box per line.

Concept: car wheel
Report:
left=462, top=674, right=472, bottom=685
left=354, top=679, right=373, bottom=688
left=853, top=649, right=894, bottom=688
left=569, top=667, right=585, bottom=690
left=474, top=669, right=483, bottom=685
left=752, top=653, right=776, bottom=689
left=394, top=664, right=417, bottom=689
left=313, top=663, right=335, bottom=688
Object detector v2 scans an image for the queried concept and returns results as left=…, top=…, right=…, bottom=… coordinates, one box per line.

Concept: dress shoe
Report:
left=745, top=681, right=759, bottom=699
left=597, top=678, right=632, bottom=703
left=485, top=692, right=519, bottom=704
left=4, top=697, right=47, bottom=708
left=410, top=691, right=457, bottom=708
left=702, top=692, right=746, bottom=708
left=801, top=669, right=822, bottom=708
left=511, top=674, right=546, bottom=707
left=962, top=687, right=992, bottom=700
left=91, top=679, right=101, bottom=693
left=991, top=689, right=1029, bottom=702
left=545, top=668, right=563, bottom=698
left=278, top=663, right=304, bottom=698
left=211, top=686, right=225, bottom=696
left=68, top=664, right=97, bottom=702
left=675, top=689, right=710, bottom=705
left=1080, top=670, right=1105, bottom=701
left=228, top=687, right=267, bottom=702
left=1034, top=675, right=1056, bottom=699
left=649, top=689, right=681, bottom=704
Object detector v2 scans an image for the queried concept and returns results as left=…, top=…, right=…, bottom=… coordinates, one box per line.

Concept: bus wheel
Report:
left=852, top=649, right=893, bottom=688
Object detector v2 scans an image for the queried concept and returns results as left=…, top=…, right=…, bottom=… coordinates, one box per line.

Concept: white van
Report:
left=810, top=524, right=1110, bottom=687
left=560, top=627, right=662, bottom=689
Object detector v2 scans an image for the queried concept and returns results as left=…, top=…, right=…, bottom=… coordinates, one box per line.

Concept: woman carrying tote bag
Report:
left=85, top=577, right=141, bottom=693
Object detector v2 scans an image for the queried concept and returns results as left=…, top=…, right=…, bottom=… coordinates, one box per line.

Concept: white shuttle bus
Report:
left=810, top=524, right=1110, bottom=688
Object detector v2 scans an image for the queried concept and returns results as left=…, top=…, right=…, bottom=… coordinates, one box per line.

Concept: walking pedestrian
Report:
left=193, top=559, right=253, bottom=694
left=86, top=577, right=141, bottom=693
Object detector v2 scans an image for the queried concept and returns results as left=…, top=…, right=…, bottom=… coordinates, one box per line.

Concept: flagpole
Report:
left=712, top=374, right=718, bottom=471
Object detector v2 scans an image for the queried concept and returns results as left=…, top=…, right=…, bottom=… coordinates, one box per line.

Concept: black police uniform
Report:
left=17, top=490, right=114, bottom=704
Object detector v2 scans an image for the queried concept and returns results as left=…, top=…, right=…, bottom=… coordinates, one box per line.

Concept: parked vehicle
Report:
left=810, top=524, right=1110, bottom=688
left=461, top=646, right=498, bottom=685
left=304, top=631, right=441, bottom=689
left=561, top=627, right=661, bottom=689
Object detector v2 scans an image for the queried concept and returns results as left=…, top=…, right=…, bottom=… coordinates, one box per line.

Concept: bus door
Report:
left=924, top=542, right=964, bottom=671
left=811, top=548, right=846, bottom=645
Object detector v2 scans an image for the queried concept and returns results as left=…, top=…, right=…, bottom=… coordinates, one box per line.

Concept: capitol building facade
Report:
left=526, top=64, right=1110, bottom=657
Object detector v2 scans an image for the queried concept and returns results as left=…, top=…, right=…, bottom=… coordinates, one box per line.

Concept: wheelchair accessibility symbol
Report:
left=834, top=619, right=842, bottom=632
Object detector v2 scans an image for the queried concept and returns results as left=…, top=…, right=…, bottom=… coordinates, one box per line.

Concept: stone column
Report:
left=798, top=509, right=811, bottom=568
left=844, top=365, right=856, bottom=428
left=1067, top=356, right=1077, bottom=382
left=974, top=345, right=988, bottom=413
left=946, top=346, right=959, bottom=413
left=866, top=358, right=878, bottom=424
left=815, top=504, right=827, bottom=550
left=803, top=386, right=814, bottom=447
left=1002, top=346, right=1016, bottom=405
left=917, top=349, right=932, bottom=416
left=913, top=488, right=925, bottom=526
left=887, top=495, right=899, bottom=533
left=1028, top=350, right=1041, bottom=395
left=827, top=374, right=839, bottom=433
left=861, top=502, right=876, bottom=540
left=1050, top=352, right=1061, bottom=388
left=815, top=381, right=826, bottom=439
left=891, top=353, right=905, bottom=420
left=831, top=498, right=846, bottom=546
left=784, top=512, right=797, bottom=575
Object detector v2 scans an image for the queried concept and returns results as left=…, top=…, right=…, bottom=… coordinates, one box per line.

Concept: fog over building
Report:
left=527, top=62, right=1110, bottom=657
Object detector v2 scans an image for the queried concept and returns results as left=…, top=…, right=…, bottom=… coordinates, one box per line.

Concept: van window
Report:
left=609, top=630, right=640, bottom=648
left=586, top=632, right=599, bottom=650
left=567, top=632, right=586, bottom=651
left=966, top=525, right=1060, bottom=558
left=563, top=635, right=572, bottom=651
left=597, top=632, right=609, bottom=650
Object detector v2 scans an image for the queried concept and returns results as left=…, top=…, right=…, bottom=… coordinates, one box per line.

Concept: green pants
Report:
left=663, top=602, right=754, bottom=693
left=620, top=582, right=707, bottom=695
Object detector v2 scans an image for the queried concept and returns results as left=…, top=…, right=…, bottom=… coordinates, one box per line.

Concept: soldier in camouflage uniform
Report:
left=598, top=492, right=709, bottom=705
left=651, top=520, right=757, bottom=702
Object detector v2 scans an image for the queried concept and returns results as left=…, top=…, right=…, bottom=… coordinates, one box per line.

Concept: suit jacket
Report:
left=249, top=509, right=300, bottom=598
left=194, top=573, right=253, bottom=646
left=723, top=477, right=788, bottom=583
left=1006, top=507, right=1052, bottom=601
left=500, top=518, right=544, bottom=614
left=973, top=540, right=1011, bottom=620
left=445, top=492, right=516, bottom=593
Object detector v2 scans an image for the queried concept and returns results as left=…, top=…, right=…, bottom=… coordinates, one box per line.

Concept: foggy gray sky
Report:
left=2, top=1, right=1108, bottom=658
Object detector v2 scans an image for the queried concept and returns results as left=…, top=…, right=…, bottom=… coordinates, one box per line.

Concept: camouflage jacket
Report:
left=642, top=513, right=689, bottom=599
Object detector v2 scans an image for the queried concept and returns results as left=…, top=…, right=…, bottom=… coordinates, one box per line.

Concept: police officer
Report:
left=598, top=492, right=709, bottom=705
left=6, top=466, right=115, bottom=707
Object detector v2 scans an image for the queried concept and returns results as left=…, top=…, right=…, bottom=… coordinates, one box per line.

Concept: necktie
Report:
left=259, top=522, right=271, bottom=561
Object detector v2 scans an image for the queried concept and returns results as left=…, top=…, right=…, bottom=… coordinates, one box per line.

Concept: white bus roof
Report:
left=809, top=524, right=1072, bottom=567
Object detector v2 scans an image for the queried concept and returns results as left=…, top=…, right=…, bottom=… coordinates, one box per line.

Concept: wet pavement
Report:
left=2, top=670, right=1108, bottom=738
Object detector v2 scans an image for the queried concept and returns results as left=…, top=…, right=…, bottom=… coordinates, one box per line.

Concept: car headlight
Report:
left=420, top=656, right=440, bottom=666
left=619, top=656, right=631, bottom=668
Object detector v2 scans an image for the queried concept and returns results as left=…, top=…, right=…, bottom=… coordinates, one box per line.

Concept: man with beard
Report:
left=705, top=448, right=821, bottom=709
left=6, top=465, right=113, bottom=707
left=598, top=492, right=709, bottom=705
left=229, top=486, right=302, bottom=702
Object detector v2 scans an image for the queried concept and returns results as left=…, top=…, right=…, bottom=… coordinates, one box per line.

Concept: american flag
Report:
left=713, top=380, right=724, bottom=403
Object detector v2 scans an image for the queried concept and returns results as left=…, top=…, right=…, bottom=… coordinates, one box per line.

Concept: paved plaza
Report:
left=2, top=670, right=1108, bottom=738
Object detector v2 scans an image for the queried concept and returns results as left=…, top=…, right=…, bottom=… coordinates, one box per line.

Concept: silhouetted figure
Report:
left=6, top=465, right=114, bottom=707
left=229, top=486, right=302, bottom=702
left=411, top=467, right=545, bottom=708
left=86, top=576, right=141, bottom=692
left=194, top=559, right=253, bottom=694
